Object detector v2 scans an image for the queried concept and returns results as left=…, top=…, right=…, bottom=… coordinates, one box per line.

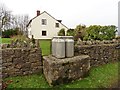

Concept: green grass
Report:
left=39, top=39, right=51, bottom=56
left=59, top=62, right=118, bottom=88
left=4, top=62, right=118, bottom=88
left=4, top=74, right=50, bottom=88
left=1, top=38, right=51, bottom=56
left=1, top=38, right=11, bottom=44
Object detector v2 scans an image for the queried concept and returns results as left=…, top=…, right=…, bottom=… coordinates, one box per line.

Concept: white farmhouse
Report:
left=27, top=10, right=69, bottom=39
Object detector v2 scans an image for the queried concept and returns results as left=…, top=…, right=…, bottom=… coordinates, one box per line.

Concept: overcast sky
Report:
left=0, top=0, right=119, bottom=28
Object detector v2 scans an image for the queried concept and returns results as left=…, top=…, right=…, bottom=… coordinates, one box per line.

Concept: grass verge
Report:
left=39, top=39, right=51, bottom=56
left=1, top=38, right=11, bottom=44
left=4, top=62, right=118, bottom=88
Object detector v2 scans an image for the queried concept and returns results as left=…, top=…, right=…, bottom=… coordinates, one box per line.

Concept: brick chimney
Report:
left=37, top=10, right=40, bottom=16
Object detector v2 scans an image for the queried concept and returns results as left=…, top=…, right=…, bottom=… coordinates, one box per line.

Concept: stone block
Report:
left=15, top=64, right=22, bottom=69
left=31, top=62, right=41, bottom=68
left=15, top=71, right=23, bottom=76
left=3, top=62, right=12, bottom=67
left=13, top=57, right=25, bottom=65
left=32, top=68, right=42, bottom=74
left=43, top=55, right=90, bottom=86
left=22, top=62, right=31, bottom=68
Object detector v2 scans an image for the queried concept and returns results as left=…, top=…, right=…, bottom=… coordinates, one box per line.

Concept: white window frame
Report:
left=41, top=19, right=47, bottom=25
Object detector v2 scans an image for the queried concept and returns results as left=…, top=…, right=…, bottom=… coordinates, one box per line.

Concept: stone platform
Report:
left=43, top=55, right=90, bottom=86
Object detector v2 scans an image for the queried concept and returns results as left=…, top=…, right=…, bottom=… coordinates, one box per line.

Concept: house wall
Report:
left=28, top=12, right=68, bottom=39
left=28, top=24, right=32, bottom=38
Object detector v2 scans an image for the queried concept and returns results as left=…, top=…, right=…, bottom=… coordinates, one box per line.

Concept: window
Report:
left=42, top=19, right=47, bottom=25
left=42, top=31, right=47, bottom=36
left=55, top=23, right=59, bottom=28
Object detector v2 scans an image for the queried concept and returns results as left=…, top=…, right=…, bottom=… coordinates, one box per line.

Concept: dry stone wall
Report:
left=75, top=40, right=120, bottom=67
left=43, top=55, right=90, bottom=86
left=2, top=48, right=42, bottom=78
left=2, top=38, right=120, bottom=87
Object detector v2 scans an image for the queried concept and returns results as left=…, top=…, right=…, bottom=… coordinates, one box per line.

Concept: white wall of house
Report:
left=28, top=24, right=32, bottom=38
left=27, top=11, right=68, bottom=39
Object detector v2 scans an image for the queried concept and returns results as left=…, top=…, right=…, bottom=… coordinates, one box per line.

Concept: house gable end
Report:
left=27, top=11, right=69, bottom=30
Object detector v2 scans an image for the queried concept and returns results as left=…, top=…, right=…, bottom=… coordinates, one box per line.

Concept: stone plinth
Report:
left=43, top=55, right=90, bottom=86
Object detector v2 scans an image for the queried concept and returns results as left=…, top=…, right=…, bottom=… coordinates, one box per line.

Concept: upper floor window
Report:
left=55, top=23, right=59, bottom=28
left=42, top=19, right=47, bottom=25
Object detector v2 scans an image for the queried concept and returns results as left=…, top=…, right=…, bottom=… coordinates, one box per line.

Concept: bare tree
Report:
left=23, top=15, right=29, bottom=35
left=13, top=14, right=29, bottom=35
left=0, top=3, right=29, bottom=37
left=0, top=4, right=12, bottom=31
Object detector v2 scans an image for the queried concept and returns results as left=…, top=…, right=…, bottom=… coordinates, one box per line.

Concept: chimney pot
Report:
left=37, top=10, right=40, bottom=16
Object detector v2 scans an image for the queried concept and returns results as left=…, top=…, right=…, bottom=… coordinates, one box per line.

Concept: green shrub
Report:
left=2, top=28, right=23, bottom=38
left=11, top=35, right=29, bottom=42
left=84, top=25, right=117, bottom=41
left=66, top=29, right=74, bottom=36
left=58, top=28, right=65, bottom=36
left=74, top=24, right=86, bottom=41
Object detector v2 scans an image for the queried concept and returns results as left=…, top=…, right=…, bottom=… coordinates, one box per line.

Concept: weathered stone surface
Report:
left=31, top=62, right=41, bottom=68
left=76, top=39, right=120, bottom=46
left=75, top=42, right=119, bottom=67
left=2, top=48, right=42, bottom=78
left=43, top=55, right=90, bottom=86
left=13, top=58, right=25, bottom=64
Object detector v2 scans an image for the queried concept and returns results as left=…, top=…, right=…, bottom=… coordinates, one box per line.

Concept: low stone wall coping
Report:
left=44, top=55, right=89, bottom=63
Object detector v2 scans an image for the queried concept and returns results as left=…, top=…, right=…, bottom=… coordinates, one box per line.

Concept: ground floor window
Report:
left=42, top=31, right=47, bottom=36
